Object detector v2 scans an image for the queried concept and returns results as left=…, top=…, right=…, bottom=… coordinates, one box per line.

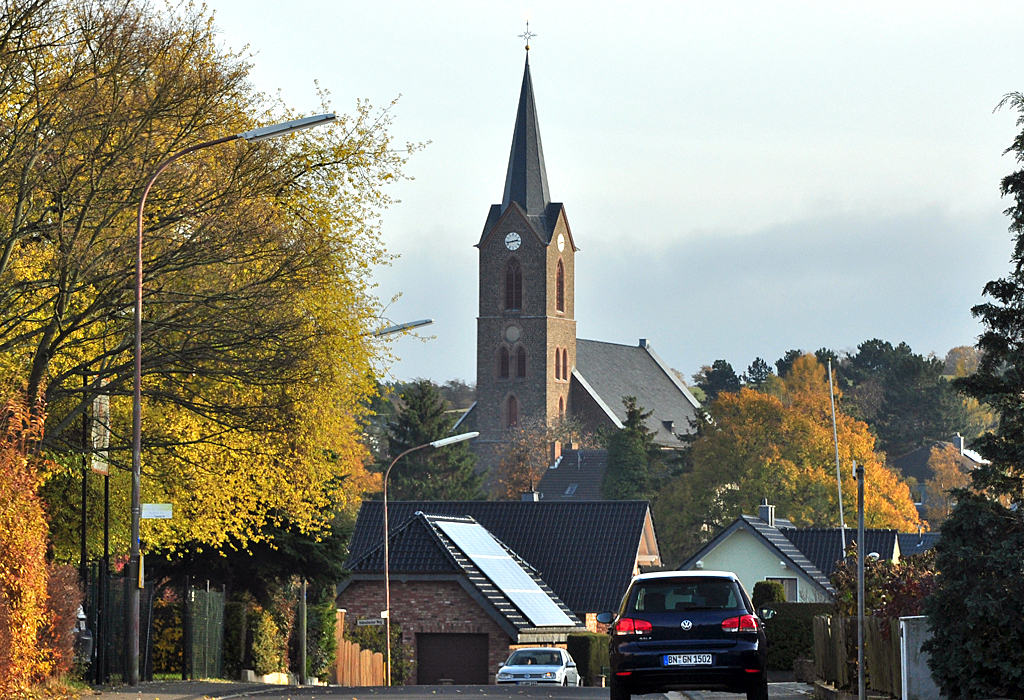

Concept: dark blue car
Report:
left=597, top=571, right=769, bottom=700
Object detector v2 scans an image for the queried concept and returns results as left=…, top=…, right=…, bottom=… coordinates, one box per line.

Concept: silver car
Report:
left=496, top=647, right=582, bottom=686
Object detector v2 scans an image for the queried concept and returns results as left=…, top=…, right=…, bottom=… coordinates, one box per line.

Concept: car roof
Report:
left=512, top=647, right=564, bottom=652
left=633, top=570, right=739, bottom=581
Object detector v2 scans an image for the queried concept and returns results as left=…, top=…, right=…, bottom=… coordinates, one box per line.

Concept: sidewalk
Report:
left=87, top=681, right=277, bottom=700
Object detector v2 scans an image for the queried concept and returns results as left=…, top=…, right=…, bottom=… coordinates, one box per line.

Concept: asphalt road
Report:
left=89, top=682, right=815, bottom=700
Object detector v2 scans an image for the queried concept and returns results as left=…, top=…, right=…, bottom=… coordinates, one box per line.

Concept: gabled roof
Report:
left=781, top=528, right=900, bottom=578
left=347, top=501, right=656, bottom=613
left=502, top=55, right=550, bottom=218
left=679, top=515, right=834, bottom=596
left=345, top=513, right=581, bottom=638
left=891, top=439, right=985, bottom=484
left=536, top=449, right=607, bottom=501
left=573, top=339, right=702, bottom=446
left=897, top=531, right=941, bottom=557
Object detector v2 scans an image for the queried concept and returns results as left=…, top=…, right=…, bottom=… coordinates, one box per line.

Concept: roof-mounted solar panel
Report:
left=434, top=519, right=575, bottom=627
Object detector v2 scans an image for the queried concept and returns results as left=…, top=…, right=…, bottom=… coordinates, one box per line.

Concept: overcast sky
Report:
left=212, top=1, right=1022, bottom=384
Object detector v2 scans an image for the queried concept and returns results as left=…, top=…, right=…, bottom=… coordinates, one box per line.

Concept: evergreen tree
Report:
left=775, top=349, right=804, bottom=378
left=692, top=360, right=741, bottom=401
left=385, top=380, right=483, bottom=500
left=743, top=357, right=774, bottom=388
left=602, top=397, right=661, bottom=500
left=922, top=92, right=1024, bottom=698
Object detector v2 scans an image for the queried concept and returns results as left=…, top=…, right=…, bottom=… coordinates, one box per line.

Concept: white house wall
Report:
left=692, top=528, right=830, bottom=604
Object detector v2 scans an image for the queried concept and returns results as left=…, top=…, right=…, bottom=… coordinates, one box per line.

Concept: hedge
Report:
left=566, top=632, right=609, bottom=681
left=762, top=602, right=832, bottom=671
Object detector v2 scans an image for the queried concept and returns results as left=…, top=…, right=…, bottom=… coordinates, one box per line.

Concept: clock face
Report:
left=557, top=233, right=565, bottom=252
left=505, top=232, right=522, bottom=251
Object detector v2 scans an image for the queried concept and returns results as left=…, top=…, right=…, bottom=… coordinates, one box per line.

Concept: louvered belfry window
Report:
left=556, top=259, right=565, bottom=312
left=507, top=395, right=519, bottom=426
left=506, top=259, right=522, bottom=310
left=562, top=349, right=568, bottom=380
left=516, top=347, right=527, bottom=378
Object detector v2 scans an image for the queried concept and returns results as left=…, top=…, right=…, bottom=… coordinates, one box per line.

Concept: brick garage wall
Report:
left=337, top=578, right=514, bottom=684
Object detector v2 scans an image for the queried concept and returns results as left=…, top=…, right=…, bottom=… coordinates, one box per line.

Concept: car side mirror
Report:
left=596, top=611, right=614, bottom=625
left=758, top=607, right=777, bottom=620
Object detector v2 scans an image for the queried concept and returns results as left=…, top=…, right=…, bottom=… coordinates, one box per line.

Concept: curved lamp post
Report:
left=382, top=430, right=479, bottom=685
left=128, top=113, right=336, bottom=686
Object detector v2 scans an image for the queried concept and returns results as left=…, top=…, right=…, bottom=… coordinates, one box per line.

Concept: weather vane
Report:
left=519, top=20, right=536, bottom=51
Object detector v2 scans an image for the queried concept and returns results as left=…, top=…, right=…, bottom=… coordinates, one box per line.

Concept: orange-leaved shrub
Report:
left=0, top=394, right=52, bottom=693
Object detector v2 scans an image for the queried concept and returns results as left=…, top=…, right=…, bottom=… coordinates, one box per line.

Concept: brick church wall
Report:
left=337, top=578, right=513, bottom=684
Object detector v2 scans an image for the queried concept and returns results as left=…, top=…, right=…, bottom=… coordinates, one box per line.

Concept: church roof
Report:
left=503, top=55, right=550, bottom=218
left=573, top=339, right=703, bottom=446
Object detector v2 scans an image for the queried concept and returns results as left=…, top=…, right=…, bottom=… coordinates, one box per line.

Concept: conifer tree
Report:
left=924, top=92, right=1024, bottom=698
left=385, top=380, right=483, bottom=501
left=602, top=397, right=660, bottom=500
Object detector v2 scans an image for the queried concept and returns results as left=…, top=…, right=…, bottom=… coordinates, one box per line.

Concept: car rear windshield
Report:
left=507, top=649, right=562, bottom=666
left=626, top=578, right=744, bottom=613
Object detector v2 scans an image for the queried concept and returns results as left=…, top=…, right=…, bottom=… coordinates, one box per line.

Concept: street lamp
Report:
left=381, top=430, right=479, bottom=685
left=128, top=112, right=336, bottom=686
left=372, top=318, right=434, bottom=337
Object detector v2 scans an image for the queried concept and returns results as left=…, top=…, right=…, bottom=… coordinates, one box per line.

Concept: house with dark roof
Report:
left=679, top=503, right=834, bottom=603
left=338, top=512, right=582, bottom=684
left=678, top=501, right=905, bottom=603
left=890, top=434, right=986, bottom=518
left=460, top=48, right=701, bottom=479
left=344, top=500, right=660, bottom=629
left=535, top=449, right=607, bottom=501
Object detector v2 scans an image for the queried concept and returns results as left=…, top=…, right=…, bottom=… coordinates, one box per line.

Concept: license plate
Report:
left=664, top=653, right=713, bottom=666
left=516, top=681, right=537, bottom=685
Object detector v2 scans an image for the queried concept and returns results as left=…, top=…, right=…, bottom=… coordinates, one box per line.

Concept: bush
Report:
left=752, top=581, right=786, bottom=608
left=0, top=395, right=51, bottom=694
left=151, top=600, right=183, bottom=673
left=566, top=633, right=609, bottom=681
left=347, top=622, right=412, bottom=685
left=249, top=607, right=284, bottom=676
left=923, top=493, right=1024, bottom=699
left=305, top=596, right=338, bottom=681
left=761, top=603, right=831, bottom=671
left=223, top=601, right=247, bottom=679
left=38, top=563, right=83, bottom=677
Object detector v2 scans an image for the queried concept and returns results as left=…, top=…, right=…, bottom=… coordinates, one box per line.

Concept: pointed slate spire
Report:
left=502, top=55, right=551, bottom=216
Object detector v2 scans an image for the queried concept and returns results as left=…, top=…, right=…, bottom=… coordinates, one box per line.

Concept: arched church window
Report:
left=554, top=348, right=561, bottom=380
left=559, top=396, right=564, bottom=418
left=505, top=259, right=522, bottom=310
left=562, top=349, right=568, bottom=381
left=556, top=259, right=565, bottom=312
left=507, top=395, right=519, bottom=427
left=499, top=347, right=510, bottom=378
left=516, top=347, right=527, bottom=378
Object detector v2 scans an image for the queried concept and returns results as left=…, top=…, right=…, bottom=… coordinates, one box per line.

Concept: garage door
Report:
left=416, top=633, right=489, bottom=685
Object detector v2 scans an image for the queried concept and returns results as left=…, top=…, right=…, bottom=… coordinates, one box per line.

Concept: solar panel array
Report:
left=434, top=519, right=576, bottom=627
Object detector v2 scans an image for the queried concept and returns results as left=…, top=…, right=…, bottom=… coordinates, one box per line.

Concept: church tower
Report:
left=472, top=53, right=577, bottom=471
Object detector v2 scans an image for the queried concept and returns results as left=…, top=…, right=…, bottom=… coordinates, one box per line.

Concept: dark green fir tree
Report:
left=385, top=380, right=484, bottom=500
left=601, top=396, right=661, bottom=500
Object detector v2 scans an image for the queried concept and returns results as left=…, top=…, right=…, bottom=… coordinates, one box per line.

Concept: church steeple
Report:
left=501, top=55, right=551, bottom=216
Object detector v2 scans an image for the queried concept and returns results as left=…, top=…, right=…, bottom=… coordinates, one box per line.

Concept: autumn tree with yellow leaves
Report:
left=655, top=354, right=919, bottom=566
left=0, top=0, right=411, bottom=558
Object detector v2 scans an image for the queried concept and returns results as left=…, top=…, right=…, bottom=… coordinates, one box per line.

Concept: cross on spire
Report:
left=518, top=20, right=536, bottom=51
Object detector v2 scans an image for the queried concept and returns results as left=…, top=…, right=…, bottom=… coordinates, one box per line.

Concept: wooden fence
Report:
left=813, top=616, right=901, bottom=698
left=331, top=610, right=386, bottom=687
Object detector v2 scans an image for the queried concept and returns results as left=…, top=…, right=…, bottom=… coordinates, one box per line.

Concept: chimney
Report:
left=758, top=498, right=775, bottom=527
left=521, top=491, right=540, bottom=502
left=953, top=433, right=964, bottom=455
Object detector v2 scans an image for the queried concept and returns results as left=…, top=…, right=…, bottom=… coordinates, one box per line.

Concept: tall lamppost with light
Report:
left=381, top=430, right=479, bottom=685
left=128, top=113, right=336, bottom=685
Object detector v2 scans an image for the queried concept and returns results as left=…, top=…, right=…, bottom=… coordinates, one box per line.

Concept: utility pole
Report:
left=856, top=460, right=865, bottom=700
